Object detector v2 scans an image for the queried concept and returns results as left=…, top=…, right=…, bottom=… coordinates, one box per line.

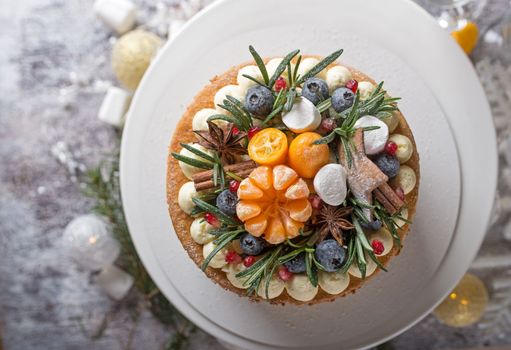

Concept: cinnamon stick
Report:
left=373, top=183, right=405, bottom=215
left=192, top=160, right=256, bottom=183
left=194, top=168, right=254, bottom=191
left=374, top=188, right=396, bottom=214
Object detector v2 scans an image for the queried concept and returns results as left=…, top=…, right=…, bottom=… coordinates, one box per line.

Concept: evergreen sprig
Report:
left=84, top=155, right=194, bottom=350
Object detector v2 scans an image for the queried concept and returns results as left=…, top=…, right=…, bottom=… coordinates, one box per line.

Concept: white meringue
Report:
left=313, top=164, right=347, bottom=206
left=282, top=97, right=321, bottom=133
left=354, top=115, right=389, bottom=155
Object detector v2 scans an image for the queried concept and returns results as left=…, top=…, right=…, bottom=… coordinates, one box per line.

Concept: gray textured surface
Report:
left=0, top=0, right=510, bottom=349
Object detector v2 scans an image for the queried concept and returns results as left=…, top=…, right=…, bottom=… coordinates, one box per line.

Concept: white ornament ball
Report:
left=62, top=214, right=120, bottom=271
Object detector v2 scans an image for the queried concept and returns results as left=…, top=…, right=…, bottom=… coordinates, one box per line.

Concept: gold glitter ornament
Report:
left=434, top=273, right=488, bottom=327
left=111, top=30, right=162, bottom=91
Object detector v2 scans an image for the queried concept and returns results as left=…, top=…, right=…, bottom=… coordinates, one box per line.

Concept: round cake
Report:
left=167, top=47, right=420, bottom=305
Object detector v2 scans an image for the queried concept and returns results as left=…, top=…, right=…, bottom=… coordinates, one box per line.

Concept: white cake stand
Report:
left=120, top=0, right=497, bottom=348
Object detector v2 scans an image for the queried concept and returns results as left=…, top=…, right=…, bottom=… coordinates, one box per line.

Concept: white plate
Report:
left=120, top=0, right=497, bottom=348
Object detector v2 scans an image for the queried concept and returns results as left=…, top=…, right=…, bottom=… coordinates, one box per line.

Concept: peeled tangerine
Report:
left=236, top=165, right=312, bottom=244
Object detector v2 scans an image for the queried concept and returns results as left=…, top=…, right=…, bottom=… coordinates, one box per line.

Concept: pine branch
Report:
left=83, top=153, right=192, bottom=350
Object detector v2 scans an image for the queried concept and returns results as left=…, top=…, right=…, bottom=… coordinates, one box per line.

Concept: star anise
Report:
left=314, top=205, right=354, bottom=245
left=194, top=121, right=247, bottom=164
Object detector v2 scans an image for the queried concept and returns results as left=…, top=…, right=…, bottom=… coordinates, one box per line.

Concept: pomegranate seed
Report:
left=345, top=79, right=358, bottom=93
left=385, top=141, right=398, bottom=155
left=225, top=251, right=242, bottom=264
left=309, top=194, right=323, bottom=210
left=243, top=255, right=256, bottom=267
left=204, top=213, right=220, bottom=227
left=232, top=126, right=240, bottom=135
left=274, top=77, right=287, bottom=92
left=371, top=240, right=385, bottom=255
left=229, top=180, right=240, bottom=193
left=395, top=187, right=405, bottom=201
left=278, top=266, right=293, bottom=281
left=321, top=118, right=336, bottom=132
left=247, top=126, right=261, bottom=139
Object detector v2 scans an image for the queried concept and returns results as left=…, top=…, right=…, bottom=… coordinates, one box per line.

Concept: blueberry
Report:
left=284, top=253, right=306, bottom=273
left=245, top=86, right=274, bottom=116
left=331, top=87, right=355, bottom=113
left=314, top=239, right=346, bottom=272
left=302, top=78, right=329, bottom=105
left=373, top=153, right=400, bottom=178
left=239, top=233, right=265, bottom=255
left=216, top=189, right=238, bottom=216
left=362, top=220, right=382, bottom=231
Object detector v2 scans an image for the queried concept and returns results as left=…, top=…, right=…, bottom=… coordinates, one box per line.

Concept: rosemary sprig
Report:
left=284, top=88, right=297, bottom=112
left=352, top=217, right=388, bottom=278
left=207, top=114, right=245, bottom=130
left=314, top=92, right=384, bottom=168
left=268, top=49, right=300, bottom=88
left=305, top=251, right=318, bottom=287
left=296, top=49, right=343, bottom=84
left=236, top=246, right=283, bottom=296
left=261, top=105, right=284, bottom=127
left=287, top=62, right=294, bottom=87
left=373, top=203, right=406, bottom=247
left=192, top=198, right=239, bottom=226
left=217, top=96, right=253, bottom=130
left=317, top=97, right=332, bottom=113
left=201, top=229, right=245, bottom=270
left=171, top=152, right=214, bottom=170
left=292, top=55, right=302, bottom=84
left=340, top=236, right=356, bottom=274
left=179, top=143, right=216, bottom=163
left=340, top=82, right=400, bottom=119
left=249, top=45, right=269, bottom=84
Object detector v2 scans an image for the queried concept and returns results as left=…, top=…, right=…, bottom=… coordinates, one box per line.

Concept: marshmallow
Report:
left=318, top=271, right=350, bottom=295
left=313, top=164, right=347, bottom=206
left=389, top=134, right=413, bottom=163
left=357, top=81, right=376, bottom=100
left=202, top=241, right=227, bottom=269
left=93, top=0, right=137, bottom=34
left=285, top=274, right=318, bottom=301
left=326, top=66, right=352, bottom=92
left=297, top=57, right=326, bottom=80
left=178, top=181, right=197, bottom=214
left=354, top=115, right=389, bottom=155
left=282, top=97, right=321, bottom=133
left=97, top=86, right=131, bottom=127
left=237, top=65, right=263, bottom=90
left=395, top=165, right=416, bottom=194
